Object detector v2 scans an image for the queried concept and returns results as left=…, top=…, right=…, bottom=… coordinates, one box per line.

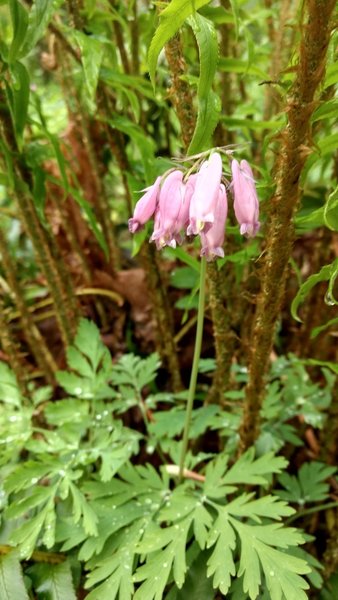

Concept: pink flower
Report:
left=174, top=174, right=198, bottom=236
left=188, top=152, right=223, bottom=235
left=231, top=159, right=260, bottom=237
left=200, top=184, right=227, bottom=260
left=150, top=170, right=184, bottom=249
left=128, top=176, right=162, bottom=233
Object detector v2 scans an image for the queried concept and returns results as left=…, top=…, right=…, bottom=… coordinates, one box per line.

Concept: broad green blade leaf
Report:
left=8, top=0, right=29, bottom=63
left=6, top=61, right=30, bottom=149
left=148, top=0, right=211, bottom=87
left=28, top=561, right=77, bottom=600
left=32, top=165, right=47, bottom=225
left=228, top=0, right=240, bottom=39
left=74, top=31, right=104, bottom=111
left=70, top=187, right=109, bottom=257
left=0, top=551, right=29, bottom=600
left=187, top=14, right=221, bottom=155
left=19, top=0, right=60, bottom=58
left=106, top=116, right=156, bottom=183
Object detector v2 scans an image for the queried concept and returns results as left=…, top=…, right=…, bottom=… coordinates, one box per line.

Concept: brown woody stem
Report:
left=239, top=0, right=336, bottom=452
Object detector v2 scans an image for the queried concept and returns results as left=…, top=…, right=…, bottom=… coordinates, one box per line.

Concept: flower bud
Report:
left=188, top=152, right=223, bottom=235
left=231, top=159, right=260, bottom=237
left=200, top=184, right=227, bottom=260
left=128, top=176, right=162, bottom=233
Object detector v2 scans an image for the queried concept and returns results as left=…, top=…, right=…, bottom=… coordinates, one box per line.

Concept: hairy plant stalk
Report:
left=0, top=545, right=65, bottom=564
left=206, top=262, right=236, bottom=403
left=66, top=0, right=84, bottom=29
left=239, top=0, right=336, bottom=452
left=0, top=229, right=57, bottom=384
left=16, top=190, right=78, bottom=346
left=263, top=0, right=294, bottom=120
left=179, top=257, right=207, bottom=481
left=164, top=33, right=196, bottom=149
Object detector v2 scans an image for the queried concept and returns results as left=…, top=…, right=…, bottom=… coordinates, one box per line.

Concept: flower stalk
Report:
left=178, top=257, right=207, bottom=482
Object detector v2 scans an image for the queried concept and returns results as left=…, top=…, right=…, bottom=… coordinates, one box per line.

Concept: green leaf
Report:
left=148, top=0, right=211, bottom=87
left=230, top=518, right=310, bottom=600
left=187, top=14, right=221, bottom=155
left=0, top=363, right=22, bottom=407
left=171, top=266, right=199, bottom=289
left=0, top=551, right=29, bottom=600
left=277, top=462, right=336, bottom=505
left=175, top=550, right=215, bottom=600
left=56, top=319, right=113, bottom=399
left=85, top=523, right=141, bottom=600
left=19, top=0, right=59, bottom=58
left=32, top=166, right=47, bottom=225
left=69, top=481, right=98, bottom=536
left=324, top=186, right=338, bottom=231
left=291, top=259, right=338, bottom=321
left=134, top=518, right=193, bottom=598
left=206, top=514, right=236, bottom=595
left=106, top=116, right=156, bottom=183
left=8, top=0, right=29, bottom=63
left=111, top=353, right=160, bottom=394
left=69, top=187, right=109, bottom=257
left=222, top=448, right=288, bottom=486
left=228, top=0, right=240, bottom=39
left=6, top=61, right=30, bottom=149
left=74, top=32, right=104, bottom=111
left=28, top=561, right=77, bottom=600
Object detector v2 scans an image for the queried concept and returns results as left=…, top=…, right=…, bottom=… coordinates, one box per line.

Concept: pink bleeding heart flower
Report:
left=174, top=173, right=198, bottom=241
left=200, top=184, right=227, bottom=260
left=128, top=176, right=162, bottom=233
left=188, top=152, right=223, bottom=235
left=150, top=170, right=184, bottom=249
left=231, top=159, right=260, bottom=237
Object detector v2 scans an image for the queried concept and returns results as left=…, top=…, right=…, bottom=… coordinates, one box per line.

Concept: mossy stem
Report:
left=178, top=257, right=207, bottom=482
left=206, top=262, right=236, bottom=404
left=0, top=228, right=57, bottom=384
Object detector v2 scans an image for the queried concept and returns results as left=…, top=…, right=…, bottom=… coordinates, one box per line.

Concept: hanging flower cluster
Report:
left=128, top=151, right=260, bottom=260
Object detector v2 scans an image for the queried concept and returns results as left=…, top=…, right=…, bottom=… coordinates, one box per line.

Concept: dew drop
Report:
left=9, top=415, right=20, bottom=423
left=269, top=570, right=275, bottom=577
left=74, top=387, right=82, bottom=395
left=324, top=291, right=336, bottom=306
left=31, top=477, right=39, bottom=484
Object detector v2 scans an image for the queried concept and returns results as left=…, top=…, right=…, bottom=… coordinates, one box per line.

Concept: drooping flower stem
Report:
left=178, top=257, right=207, bottom=482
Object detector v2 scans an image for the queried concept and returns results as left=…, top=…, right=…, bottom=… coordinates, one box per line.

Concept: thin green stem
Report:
left=178, top=257, right=207, bottom=482
left=285, top=501, right=338, bottom=525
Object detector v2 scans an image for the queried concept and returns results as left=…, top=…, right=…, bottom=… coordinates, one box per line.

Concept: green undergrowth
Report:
left=0, top=319, right=336, bottom=600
